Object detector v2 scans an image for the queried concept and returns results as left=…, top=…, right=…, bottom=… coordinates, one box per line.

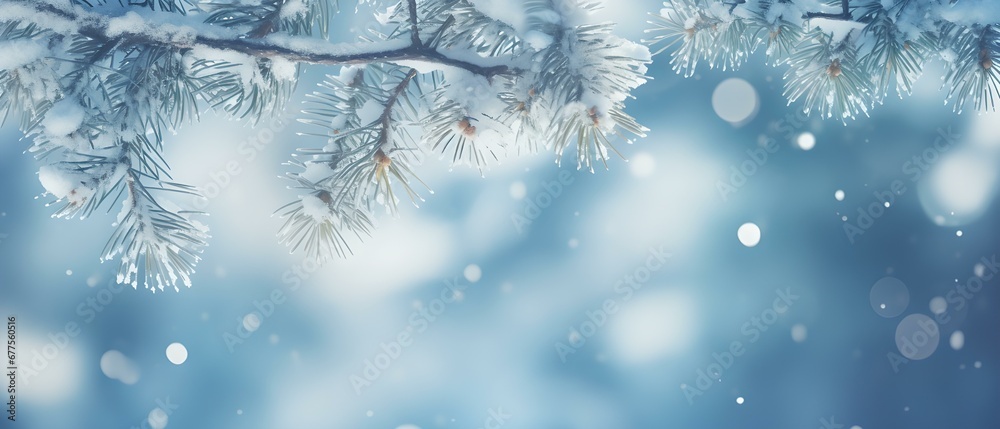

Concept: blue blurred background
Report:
left=2, top=1, right=999, bottom=428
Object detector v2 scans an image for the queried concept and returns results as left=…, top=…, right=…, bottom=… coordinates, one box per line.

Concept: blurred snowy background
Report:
left=2, top=1, right=999, bottom=428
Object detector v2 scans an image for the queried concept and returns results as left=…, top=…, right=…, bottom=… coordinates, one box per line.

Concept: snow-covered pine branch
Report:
left=0, top=0, right=650, bottom=292
left=648, top=0, right=1000, bottom=121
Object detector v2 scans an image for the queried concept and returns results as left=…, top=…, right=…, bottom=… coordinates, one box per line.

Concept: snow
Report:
left=280, top=0, right=309, bottom=19
left=300, top=194, right=333, bottom=222
left=810, top=17, right=866, bottom=44
left=523, top=31, right=555, bottom=51
left=38, top=165, right=77, bottom=199
left=270, top=57, right=297, bottom=81
left=0, top=40, right=46, bottom=70
left=0, top=3, right=78, bottom=34
left=469, top=0, right=529, bottom=34
left=105, top=12, right=147, bottom=37
left=936, top=0, right=1000, bottom=26
left=356, top=99, right=385, bottom=125
left=42, top=99, right=86, bottom=137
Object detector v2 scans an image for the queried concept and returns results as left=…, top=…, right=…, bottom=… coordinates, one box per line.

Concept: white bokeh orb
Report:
left=918, top=149, right=999, bottom=226
left=629, top=152, right=657, bottom=178
left=791, top=324, right=808, bottom=343
left=509, top=181, right=527, bottom=199
left=463, top=264, right=482, bottom=283
left=165, top=342, right=188, bottom=365
left=712, top=78, right=759, bottom=125
left=737, top=223, right=761, bottom=247
left=950, top=330, right=965, bottom=350
left=797, top=132, right=816, bottom=150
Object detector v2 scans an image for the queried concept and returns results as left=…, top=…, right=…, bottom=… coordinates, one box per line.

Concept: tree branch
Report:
left=248, top=0, right=288, bottom=38
left=726, top=0, right=746, bottom=14
left=378, top=68, right=419, bottom=148
left=19, top=0, right=515, bottom=78
left=407, top=0, right=422, bottom=47
left=805, top=0, right=851, bottom=20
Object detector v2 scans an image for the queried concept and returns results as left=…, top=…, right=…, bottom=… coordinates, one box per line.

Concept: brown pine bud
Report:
left=588, top=107, right=601, bottom=126
left=981, top=49, right=993, bottom=70
left=458, top=118, right=476, bottom=137
left=373, top=149, right=391, bottom=169
left=827, top=59, right=842, bottom=78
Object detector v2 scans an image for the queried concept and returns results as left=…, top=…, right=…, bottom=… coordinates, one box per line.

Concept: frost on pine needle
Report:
left=3, top=0, right=653, bottom=290
left=650, top=0, right=1000, bottom=121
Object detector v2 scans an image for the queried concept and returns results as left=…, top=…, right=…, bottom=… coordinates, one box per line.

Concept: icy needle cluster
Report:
left=0, top=0, right=649, bottom=291
left=650, top=0, right=1000, bottom=120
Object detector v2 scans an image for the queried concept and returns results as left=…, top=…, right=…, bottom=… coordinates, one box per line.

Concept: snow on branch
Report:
left=0, top=0, right=651, bottom=291
left=649, top=0, right=1000, bottom=121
